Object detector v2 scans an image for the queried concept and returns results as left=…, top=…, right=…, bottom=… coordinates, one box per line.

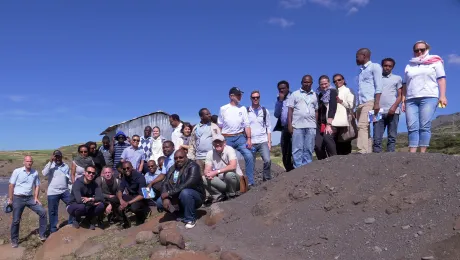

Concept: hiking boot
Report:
left=11, top=242, right=18, bottom=248
left=185, top=220, right=196, bottom=229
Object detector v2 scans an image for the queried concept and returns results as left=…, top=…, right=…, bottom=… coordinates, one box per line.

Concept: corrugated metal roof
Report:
left=99, top=110, right=170, bottom=135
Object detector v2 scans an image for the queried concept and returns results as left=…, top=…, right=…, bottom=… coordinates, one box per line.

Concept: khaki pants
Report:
left=356, top=100, right=374, bottom=153
left=195, top=159, right=206, bottom=176
left=202, top=172, right=240, bottom=198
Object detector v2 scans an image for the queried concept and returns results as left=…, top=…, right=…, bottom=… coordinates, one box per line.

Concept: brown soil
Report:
left=0, top=161, right=19, bottom=178
left=185, top=153, right=460, bottom=260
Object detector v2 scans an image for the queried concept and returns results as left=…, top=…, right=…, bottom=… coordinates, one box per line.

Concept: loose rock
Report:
left=136, top=231, right=154, bottom=244
left=364, top=218, right=376, bottom=224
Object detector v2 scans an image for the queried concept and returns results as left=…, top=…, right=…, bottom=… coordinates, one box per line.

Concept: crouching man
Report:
left=67, top=165, right=104, bottom=230
left=156, top=149, right=205, bottom=229
left=95, top=166, right=121, bottom=225
left=203, top=134, right=241, bottom=203
left=117, top=161, right=149, bottom=228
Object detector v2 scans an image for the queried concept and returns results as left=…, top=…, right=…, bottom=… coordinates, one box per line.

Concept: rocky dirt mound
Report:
left=186, top=153, right=460, bottom=260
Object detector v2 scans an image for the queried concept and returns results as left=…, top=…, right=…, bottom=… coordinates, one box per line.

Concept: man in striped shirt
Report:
left=113, top=131, right=130, bottom=175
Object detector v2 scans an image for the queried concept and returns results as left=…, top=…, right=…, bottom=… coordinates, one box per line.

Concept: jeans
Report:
left=11, top=195, right=47, bottom=243
left=315, top=127, right=337, bottom=160
left=405, top=97, right=438, bottom=147
left=67, top=203, right=105, bottom=221
left=225, top=134, right=255, bottom=185
left=292, top=128, right=316, bottom=168
left=356, top=100, right=374, bottom=153
left=252, top=142, right=272, bottom=181
left=203, top=172, right=240, bottom=198
left=48, top=190, right=73, bottom=233
left=156, top=188, right=203, bottom=222
left=373, top=113, right=399, bottom=152
left=280, top=127, right=294, bottom=172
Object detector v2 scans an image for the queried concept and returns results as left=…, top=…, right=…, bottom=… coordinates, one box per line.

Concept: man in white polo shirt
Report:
left=218, top=87, right=255, bottom=186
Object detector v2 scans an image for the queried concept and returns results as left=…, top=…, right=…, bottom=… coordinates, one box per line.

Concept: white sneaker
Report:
left=185, top=220, right=196, bottom=229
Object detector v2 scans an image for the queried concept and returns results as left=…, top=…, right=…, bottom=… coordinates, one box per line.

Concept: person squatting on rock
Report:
left=156, top=149, right=206, bottom=229
left=67, top=165, right=104, bottom=230
left=95, top=166, right=121, bottom=225
left=9, top=156, right=47, bottom=248
left=203, top=134, right=242, bottom=203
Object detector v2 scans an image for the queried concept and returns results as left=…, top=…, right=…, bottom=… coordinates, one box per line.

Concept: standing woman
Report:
left=402, top=40, right=447, bottom=153
left=149, top=126, right=166, bottom=163
left=315, top=75, right=338, bottom=159
left=71, top=145, right=95, bottom=183
left=178, top=122, right=193, bottom=154
left=332, top=74, right=355, bottom=155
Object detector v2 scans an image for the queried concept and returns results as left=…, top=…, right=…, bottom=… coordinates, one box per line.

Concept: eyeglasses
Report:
left=122, top=167, right=131, bottom=170
left=79, top=150, right=88, bottom=154
left=251, top=96, right=260, bottom=100
left=86, top=171, right=96, bottom=175
left=414, top=48, right=426, bottom=53
left=132, top=139, right=140, bottom=142
left=333, top=78, right=343, bottom=83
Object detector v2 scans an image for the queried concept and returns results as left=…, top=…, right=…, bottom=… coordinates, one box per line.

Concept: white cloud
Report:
left=347, top=0, right=369, bottom=7
left=280, top=0, right=306, bottom=9
left=267, top=17, right=295, bottom=28
left=347, top=6, right=359, bottom=15
left=309, top=0, right=337, bottom=8
left=448, top=54, right=460, bottom=65
left=5, top=95, right=27, bottom=102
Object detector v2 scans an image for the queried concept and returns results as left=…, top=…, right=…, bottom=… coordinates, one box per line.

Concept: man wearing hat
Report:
left=203, top=134, right=242, bottom=202
left=217, top=87, right=255, bottom=186
left=113, top=131, right=130, bottom=174
left=42, top=150, right=73, bottom=233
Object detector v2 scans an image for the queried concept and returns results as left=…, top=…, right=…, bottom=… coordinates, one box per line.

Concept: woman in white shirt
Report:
left=332, top=74, right=355, bottom=155
left=149, top=126, right=166, bottom=163
left=402, top=40, right=447, bottom=153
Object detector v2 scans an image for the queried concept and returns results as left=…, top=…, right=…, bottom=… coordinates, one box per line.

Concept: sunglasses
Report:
left=414, top=48, right=426, bottom=53
left=132, top=139, right=140, bottom=142
left=86, top=171, right=96, bottom=175
left=122, top=167, right=131, bottom=170
left=79, top=150, right=88, bottom=154
left=333, top=78, right=343, bottom=83
left=251, top=96, right=260, bottom=100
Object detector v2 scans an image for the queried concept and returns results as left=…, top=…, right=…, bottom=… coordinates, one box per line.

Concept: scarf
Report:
left=409, top=51, right=444, bottom=65
left=74, top=155, right=94, bottom=169
left=317, top=87, right=331, bottom=104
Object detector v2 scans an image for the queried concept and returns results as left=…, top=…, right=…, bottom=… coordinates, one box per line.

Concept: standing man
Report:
left=139, top=126, right=153, bottom=173
left=188, top=108, right=221, bottom=173
left=274, top=80, right=294, bottom=172
left=99, top=136, right=114, bottom=168
left=121, top=135, right=145, bottom=172
left=218, top=87, right=255, bottom=186
left=247, top=90, right=272, bottom=181
left=9, top=156, right=47, bottom=247
left=287, top=75, right=318, bottom=168
left=373, top=58, right=403, bottom=153
left=113, top=131, right=130, bottom=172
left=169, top=114, right=183, bottom=150
left=42, top=150, right=72, bottom=233
left=356, top=48, right=383, bottom=153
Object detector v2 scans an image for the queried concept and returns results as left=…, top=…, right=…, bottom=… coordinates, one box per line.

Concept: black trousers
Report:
left=121, top=194, right=149, bottom=223
left=280, top=127, right=294, bottom=172
left=315, top=127, right=338, bottom=160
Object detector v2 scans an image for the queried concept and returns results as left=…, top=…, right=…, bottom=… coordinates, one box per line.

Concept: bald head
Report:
left=23, top=156, right=33, bottom=170
left=356, top=48, right=371, bottom=65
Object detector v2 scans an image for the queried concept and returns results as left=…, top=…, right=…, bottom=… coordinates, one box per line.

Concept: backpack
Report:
left=246, top=106, right=267, bottom=127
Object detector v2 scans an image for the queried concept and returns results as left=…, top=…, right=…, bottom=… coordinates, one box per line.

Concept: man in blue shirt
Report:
left=356, top=48, right=383, bottom=153
left=161, top=141, right=176, bottom=174
left=274, top=80, right=294, bottom=172
left=8, top=156, right=47, bottom=248
left=373, top=58, right=403, bottom=153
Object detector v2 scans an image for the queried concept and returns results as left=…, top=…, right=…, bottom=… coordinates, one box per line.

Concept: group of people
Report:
left=7, top=40, right=448, bottom=248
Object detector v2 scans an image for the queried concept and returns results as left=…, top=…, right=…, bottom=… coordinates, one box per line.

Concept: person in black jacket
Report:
left=117, top=161, right=149, bottom=228
left=67, top=165, right=104, bottom=230
left=156, top=149, right=205, bottom=229
left=315, top=75, right=338, bottom=159
left=86, top=141, right=106, bottom=177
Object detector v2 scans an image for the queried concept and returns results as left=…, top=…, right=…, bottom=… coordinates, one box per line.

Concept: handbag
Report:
left=337, top=109, right=358, bottom=142
left=217, top=150, right=249, bottom=194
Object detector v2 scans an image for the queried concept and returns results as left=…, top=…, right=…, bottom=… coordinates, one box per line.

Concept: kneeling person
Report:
left=156, top=149, right=205, bottom=229
left=145, top=160, right=165, bottom=201
left=67, top=165, right=104, bottom=230
left=95, top=167, right=121, bottom=224
left=203, top=134, right=241, bottom=202
left=117, top=162, right=149, bottom=228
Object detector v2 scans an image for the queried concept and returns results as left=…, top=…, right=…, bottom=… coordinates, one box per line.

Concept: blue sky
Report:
left=1, top=0, right=459, bottom=151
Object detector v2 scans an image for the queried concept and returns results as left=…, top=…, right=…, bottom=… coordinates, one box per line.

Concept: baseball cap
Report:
left=229, top=87, right=244, bottom=95
left=212, top=134, right=225, bottom=142
left=53, top=150, right=63, bottom=157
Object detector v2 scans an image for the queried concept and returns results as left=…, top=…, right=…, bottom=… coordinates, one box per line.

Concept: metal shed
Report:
left=99, top=111, right=173, bottom=140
